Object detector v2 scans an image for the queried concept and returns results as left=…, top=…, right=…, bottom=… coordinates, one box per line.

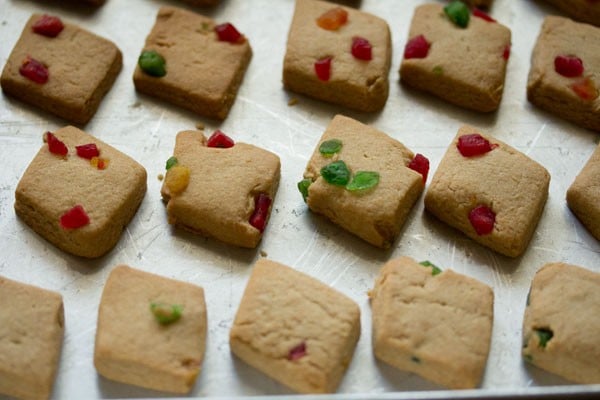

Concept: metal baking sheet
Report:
left=1, top=0, right=599, bottom=398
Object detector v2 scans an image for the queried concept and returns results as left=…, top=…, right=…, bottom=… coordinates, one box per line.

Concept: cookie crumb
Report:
left=157, top=174, right=164, bottom=181
left=260, top=250, right=268, bottom=257
left=130, top=101, right=142, bottom=108
left=287, top=97, right=298, bottom=106
left=195, top=122, right=205, bottom=130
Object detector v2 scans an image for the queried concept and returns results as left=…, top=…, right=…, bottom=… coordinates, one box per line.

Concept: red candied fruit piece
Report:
left=404, top=35, right=430, bottom=59
left=554, top=55, right=584, bottom=78
left=32, top=15, right=64, bottom=37
left=469, top=205, right=495, bottom=235
left=249, top=193, right=272, bottom=233
left=316, top=7, right=348, bottom=31
left=60, top=205, right=90, bottom=229
left=503, top=45, right=511, bottom=61
left=408, top=153, right=430, bottom=184
left=457, top=134, right=497, bottom=157
left=19, top=57, right=49, bottom=84
left=207, top=130, right=235, bottom=148
left=288, top=342, right=307, bottom=361
left=315, top=57, right=332, bottom=81
left=45, top=132, right=68, bottom=156
left=472, top=8, right=496, bottom=23
left=351, top=37, right=372, bottom=61
left=76, top=143, right=100, bottom=159
left=570, top=77, right=599, bottom=101
left=214, top=22, right=244, bottom=43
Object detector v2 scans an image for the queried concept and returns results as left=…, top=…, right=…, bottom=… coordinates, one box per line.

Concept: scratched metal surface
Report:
left=0, top=0, right=599, bottom=398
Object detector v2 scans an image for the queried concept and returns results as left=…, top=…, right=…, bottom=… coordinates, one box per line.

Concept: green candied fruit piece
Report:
left=346, top=171, right=379, bottom=192
left=319, top=139, right=343, bottom=157
left=432, top=65, right=444, bottom=75
left=165, top=156, right=178, bottom=170
left=411, top=356, right=421, bottom=364
left=297, top=178, right=312, bottom=202
left=139, top=50, right=167, bottom=77
left=321, top=160, right=351, bottom=186
left=535, top=328, right=553, bottom=348
left=523, top=354, right=533, bottom=363
left=444, top=1, right=470, bottom=28
left=419, top=260, right=442, bottom=276
left=150, top=302, right=182, bottom=325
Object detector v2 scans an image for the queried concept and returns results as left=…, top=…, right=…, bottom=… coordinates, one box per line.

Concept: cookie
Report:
left=133, top=6, right=252, bottom=120
left=400, top=2, right=511, bottom=112
left=541, top=0, right=600, bottom=27
left=161, top=130, right=280, bottom=248
left=0, top=13, right=121, bottom=124
left=229, top=258, right=361, bottom=393
left=370, top=256, right=493, bottom=389
left=527, top=16, right=600, bottom=131
left=15, top=126, right=147, bottom=258
left=283, top=0, right=392, bottom=112
left=424, top=126, right=550, bottom=257
left=522, top=262, right=600, bottom=383
left=299, top=114, right=426, bottom=248
left=0, top=276, right=64, bottom=400
left=94, top=265, right=207, bottom=393
left=567, top=143, right=600, bottom=240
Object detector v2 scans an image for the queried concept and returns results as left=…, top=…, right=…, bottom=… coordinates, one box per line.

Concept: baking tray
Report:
left=0, top=0, right=599, bottom=398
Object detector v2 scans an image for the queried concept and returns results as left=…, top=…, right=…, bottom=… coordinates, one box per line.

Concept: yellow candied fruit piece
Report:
left=90, top=157, right=109, bottom=170
left=165, top=165, right=190, bottom=195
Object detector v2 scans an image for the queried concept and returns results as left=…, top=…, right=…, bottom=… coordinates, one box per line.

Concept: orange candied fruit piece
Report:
left=316, top=7, right=348, bottom=31
left=90, top=157, right=109, bottom=170
left=165, top=165, right=190, bottom=195
left=570, top=77, right=599, bottom=101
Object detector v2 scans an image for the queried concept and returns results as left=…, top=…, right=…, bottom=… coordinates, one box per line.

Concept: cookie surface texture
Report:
left=522, top=262, right=600, bottom=383
left=424, top=125, right=550, bottom=257
left=283, top=0, right=391, bottom=112
left=302, top=114, right=424, bottom=248
left=229, top=258, right=361, bottom=393
left=0, top=277, right=64, bottom=400
left=527, top=16, right=600, bottom=131
left=133, top=6, right=252, bottom=119
left=370, top=256, right=493, bottom=389
left=400, top=3, right=511, bottom=112
left=0, top=13, right=122, bottom=124
left=94, top=265, right=207, bottom=393
left=14, top=126, right=147, bottom=258
left=161, top=130, right=280, bottom=248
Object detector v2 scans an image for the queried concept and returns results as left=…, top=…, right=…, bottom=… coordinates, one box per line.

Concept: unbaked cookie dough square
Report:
left=424, top=125, right=550, bottom=257
left=94, top=265, right=207, bottom=393
left=541, top=0, right=600, bottom=27
left=400, top=2, right=511, bottom=112
left=522, top=262, right=600, bottom=384
left=0, top=277, right=64, bottom=400
left=283, top=0, right=392, bottom=112
left=370, top=256, right=493, bottom=389
left=299, top=114, right=426, bottom=248
left=0, top=13, right=122, bottom=124
left=229, top=258, right=361, bottom=393
left=14, top=126, right=147, bottom=258
left=527, top=16, right=600, bottom=131
left=161, top=130, right=280, bottom=248
left=567, top=143, right=600, bottom=240
left=133, top=6, right=252, bottom=120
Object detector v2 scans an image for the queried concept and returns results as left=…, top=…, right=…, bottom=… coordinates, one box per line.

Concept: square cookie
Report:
left=15, top=126, right=147, bottom=258
left=94, top=265, right=207, bottom=393
left=567, top=143, right=600, bottom=240
left=541, top=0, right=600, bottom=27
left=0, top=276, right=64, bottom=400
left=0, top=13, right=121, bottom=124
left=161, top=130, right=280, bottom=248
left=400, top=3, right=511, bottom=112
left=424, top=126, right=550, bottom=257
left=229, top=258, right=361, bottom=393
left=283, top=0, right=391, bottom=112
left=133, top=7, right=252, bottom=120
left=300, top=114, right=426, bottom=248
left=522, top=262, right=600, bottom=383
left=370, top=256, right=493, bottom=389
left=527, top=16, right=600, bottom=131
